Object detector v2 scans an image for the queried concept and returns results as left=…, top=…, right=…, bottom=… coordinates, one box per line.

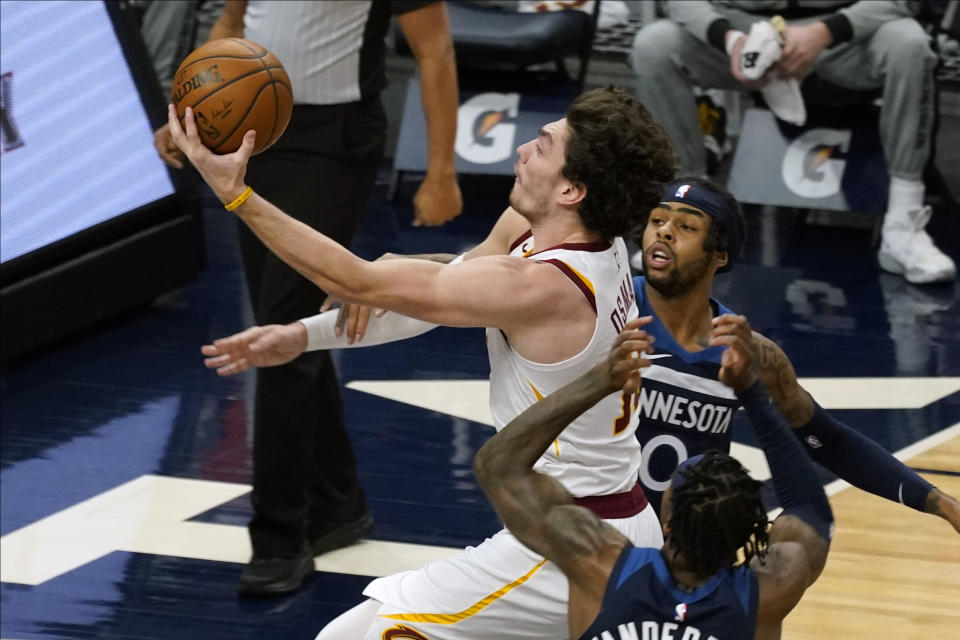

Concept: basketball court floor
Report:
left=2, top=169, right=958, bottom=639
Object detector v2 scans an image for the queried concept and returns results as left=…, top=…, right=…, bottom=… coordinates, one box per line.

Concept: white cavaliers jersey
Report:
left=486, top=231, right=640, bottom=497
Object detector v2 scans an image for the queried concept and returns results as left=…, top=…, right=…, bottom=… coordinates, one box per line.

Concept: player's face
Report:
left=641, top=203, right=716, bottom=298
left=509, top=119, right=569, bottom=219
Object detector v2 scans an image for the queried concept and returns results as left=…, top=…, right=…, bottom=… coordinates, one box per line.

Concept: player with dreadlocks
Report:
left=475, top=314, right=833, bottom=639
left=663, top=450, right=769, bottom=579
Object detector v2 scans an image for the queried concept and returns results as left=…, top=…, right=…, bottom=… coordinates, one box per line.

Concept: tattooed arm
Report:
left=752, top=332, right=960, bottom=534
left=753, top=333, right=815, bottom=427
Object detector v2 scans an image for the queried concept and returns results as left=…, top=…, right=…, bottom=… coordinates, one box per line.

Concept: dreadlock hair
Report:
left=562, top=86, right=676, bottom=240
left=631, top=176, right=745, bottom=259
left=666, top=450, right=769, bottom=578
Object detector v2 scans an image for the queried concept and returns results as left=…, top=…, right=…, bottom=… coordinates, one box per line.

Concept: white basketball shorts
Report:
left=361, top=503, right=662, bottom=640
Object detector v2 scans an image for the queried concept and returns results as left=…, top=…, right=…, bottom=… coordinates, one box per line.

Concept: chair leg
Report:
left=554, top=57, right=571, bottom=83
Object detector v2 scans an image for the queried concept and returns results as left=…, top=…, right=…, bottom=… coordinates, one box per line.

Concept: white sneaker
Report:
left=878, top=206, right=957, bottom=284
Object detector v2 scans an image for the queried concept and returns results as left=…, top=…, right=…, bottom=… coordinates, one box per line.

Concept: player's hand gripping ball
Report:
left=171, top=38, right=293, bottom=155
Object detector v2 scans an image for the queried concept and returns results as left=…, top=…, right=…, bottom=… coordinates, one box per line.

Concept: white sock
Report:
left=886, top=177, right=924, bottom=222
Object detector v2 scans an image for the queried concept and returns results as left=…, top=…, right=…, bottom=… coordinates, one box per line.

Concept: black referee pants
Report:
left=238, top=97, right=386, bottom=558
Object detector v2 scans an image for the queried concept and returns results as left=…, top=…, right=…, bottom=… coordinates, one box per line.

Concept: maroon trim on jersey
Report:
left=538, top=258, right=597, bottom=315
left=573, top=482, right=649, bottom=519
left=508, top=230, right=533, bottom=254
left=526, top=240, right=611, bottom=258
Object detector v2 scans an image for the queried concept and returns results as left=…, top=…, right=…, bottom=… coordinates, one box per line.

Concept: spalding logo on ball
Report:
left=172, top=38, right=293, bottom=155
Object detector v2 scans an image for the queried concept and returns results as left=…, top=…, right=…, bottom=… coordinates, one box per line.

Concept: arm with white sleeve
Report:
left=200, top=255, right=465, bottom=376
left=301, top=306, right=440, bottom=351
left=201, top=307, right=440, bottom=376
left=303, top=251, right=466, bottom=349
left=200, top=206, right=529, bottom=375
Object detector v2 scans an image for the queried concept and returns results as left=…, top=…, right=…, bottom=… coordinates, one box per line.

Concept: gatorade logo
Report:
left=782, top=128, right=851, bottom=199
left=1, top=71, right=25, bottom=153
left=455, top=92, right=519, bottom=164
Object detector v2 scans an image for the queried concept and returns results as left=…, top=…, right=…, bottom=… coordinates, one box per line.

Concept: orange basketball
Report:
left=171, top=38, right=293, bottom=155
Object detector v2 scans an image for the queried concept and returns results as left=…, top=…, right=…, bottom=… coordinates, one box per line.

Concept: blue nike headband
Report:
left=661, top=181, right=745, bottom=273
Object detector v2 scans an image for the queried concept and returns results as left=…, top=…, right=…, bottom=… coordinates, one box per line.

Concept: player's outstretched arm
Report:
left=201, top=324, right=307, bottom=376
left=318, top=252, right=460, bottom=344
left=167, top=106, right=558, bottom=331
left=712, top=314, right=832, bottom=635
left=201, top=306, right=442, bottom=376
left=167, top=104, right=386, bottom=306
left=300, top=307, right=438, bottom=351
left=753, top=332, right=960, bottom=534
left=202, top=208, right=530, bottom=365
left=474, top=318, right=655, bottom=637
left=321, top=206, right=529, bottom=341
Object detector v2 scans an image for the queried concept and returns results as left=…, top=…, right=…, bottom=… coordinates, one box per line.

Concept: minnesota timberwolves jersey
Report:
left=487, top=232, right=642, bottom=498
left=579, top=547, right=758, bottom=640
left=633, top=276, right=740, bottom=513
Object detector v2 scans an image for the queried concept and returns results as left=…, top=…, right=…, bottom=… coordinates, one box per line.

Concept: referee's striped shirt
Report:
left=244, top=0, right=434, bottom=105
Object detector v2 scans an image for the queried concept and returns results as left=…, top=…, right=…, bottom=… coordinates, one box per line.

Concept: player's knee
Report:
left=879, top=19, right=936, bottom=65
left=630, top=20, right=685, bottom=72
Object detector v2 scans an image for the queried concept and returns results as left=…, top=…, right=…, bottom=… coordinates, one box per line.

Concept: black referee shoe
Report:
left=237, top=548, right=314, bottom=597
left=310, top=513, right=374, bottom=556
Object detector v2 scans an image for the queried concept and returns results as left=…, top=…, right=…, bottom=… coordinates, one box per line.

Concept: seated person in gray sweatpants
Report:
left=631, top=0, right=955, bottom=285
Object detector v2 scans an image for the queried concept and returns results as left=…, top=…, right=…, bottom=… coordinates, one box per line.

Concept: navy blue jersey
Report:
left=633, top=276, right=741, bottom=513
left=579, top=547, right=758, bottom=640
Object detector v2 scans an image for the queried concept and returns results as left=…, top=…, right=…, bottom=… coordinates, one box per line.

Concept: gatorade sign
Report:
left=454, top=92, right=520, bottom=165
left=728, top=107, right=888, bottom=214
left=781, top=128, right=852, bottom=199
left=394, top=78, right=569, bottom=175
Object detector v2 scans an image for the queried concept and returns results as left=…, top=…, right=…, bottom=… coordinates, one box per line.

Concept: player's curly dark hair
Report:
left=562, top=86, right=675, bottom=240
left=666, top=451, right=769, bottom=578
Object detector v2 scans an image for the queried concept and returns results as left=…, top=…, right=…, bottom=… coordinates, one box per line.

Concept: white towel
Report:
left=740, top=20, right=807, bottom=126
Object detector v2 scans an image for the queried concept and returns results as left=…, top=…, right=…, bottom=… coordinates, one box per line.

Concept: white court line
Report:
left=347, top=377, right=960, bottom=422
left=3, top=405, right=957, bottom=585
left=796, top=377, right=960, bottom=410
left=0, top=474, right=463, bottom=585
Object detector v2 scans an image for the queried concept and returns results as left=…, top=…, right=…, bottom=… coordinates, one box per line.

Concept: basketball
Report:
left=171, top=38, right=293, bottom=155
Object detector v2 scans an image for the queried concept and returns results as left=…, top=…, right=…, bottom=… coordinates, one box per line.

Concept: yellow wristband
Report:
left=224, top=186, right=253, bottom=211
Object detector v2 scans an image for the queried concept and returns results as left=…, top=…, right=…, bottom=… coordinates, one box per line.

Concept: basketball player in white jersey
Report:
left=169, top=87, right=677, bottom=638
